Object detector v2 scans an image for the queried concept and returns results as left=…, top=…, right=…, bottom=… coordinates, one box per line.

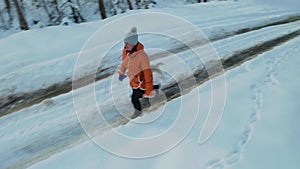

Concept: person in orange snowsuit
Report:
left=118, top=27, right=157, bottom=119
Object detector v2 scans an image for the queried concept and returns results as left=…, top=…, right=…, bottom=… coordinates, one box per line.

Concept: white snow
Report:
left=0, top=0, right=300, bottom=169
left=1, top=0, right=299, bottom=98
left=26, top=37, right=300, bottom=169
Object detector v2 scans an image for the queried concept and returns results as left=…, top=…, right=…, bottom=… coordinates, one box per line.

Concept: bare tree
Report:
left=12, top=0, right=29, bottom=30
left=0, top=9, right=6, bottom=29
left=4, top=0, right=13, bottom=25
left=67, top=0, right=85, bottom=23
left=42, top=0, right=52, bottom=20
left=53, top=0, right=64, bottom=24
left=98, top=0, right=107, bottom=19
left=127, top=0, right=133, bottom=10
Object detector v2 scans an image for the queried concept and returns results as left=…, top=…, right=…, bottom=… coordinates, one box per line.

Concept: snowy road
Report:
left=1, top=3, right=300, bottom=116
left=28, top=33, right=300, bottom=169
left=0, top=1, right=300, bottom=169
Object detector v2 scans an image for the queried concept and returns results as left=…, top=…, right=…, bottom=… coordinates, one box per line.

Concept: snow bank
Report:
left=247, top=0, right=300, bottom=10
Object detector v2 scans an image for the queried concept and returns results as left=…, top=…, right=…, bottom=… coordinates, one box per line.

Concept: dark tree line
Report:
left=0, top=0, right=215, bottom=32
left=0, top=0, right=157, bottom=31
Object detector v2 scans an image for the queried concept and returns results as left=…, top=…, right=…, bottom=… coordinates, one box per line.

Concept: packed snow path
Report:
left=1, top=5, right=300, bottom=116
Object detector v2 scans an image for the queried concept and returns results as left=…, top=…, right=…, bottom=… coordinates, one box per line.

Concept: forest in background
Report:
left=0, top=0, right=213, bottom=33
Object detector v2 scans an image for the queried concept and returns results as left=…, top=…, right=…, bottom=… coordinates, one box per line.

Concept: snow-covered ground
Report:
left=0, top=0, right=299, bottom=169
left=28, top=34, right=300, bottom=169
left=1, top=0, right=299, bottom=98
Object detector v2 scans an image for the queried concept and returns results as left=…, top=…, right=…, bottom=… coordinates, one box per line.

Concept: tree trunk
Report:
left=12, top=0, right=29, bottom=30
left=4, top=0, right=13, bottom=25
left=127, top=0, right=133, bottom=10
left=198, top=0, right=208, bottom=2
left=0, top=10, right=5, bottom=29
left=68, top=0, right=79, bottom=23
left=98, top=0, right=107, bottom=19
left=74, top=1, right=85, bottom=22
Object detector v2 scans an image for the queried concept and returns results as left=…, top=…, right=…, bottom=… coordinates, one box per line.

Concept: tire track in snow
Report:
left=204, top=37, right=287, bottom=169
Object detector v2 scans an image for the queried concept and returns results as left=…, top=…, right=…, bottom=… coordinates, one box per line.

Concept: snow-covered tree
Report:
left=135, top=0, right=156, bottom=9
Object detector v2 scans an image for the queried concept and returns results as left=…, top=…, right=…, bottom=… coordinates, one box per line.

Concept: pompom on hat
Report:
left=124, top=27, right=138, bottom=45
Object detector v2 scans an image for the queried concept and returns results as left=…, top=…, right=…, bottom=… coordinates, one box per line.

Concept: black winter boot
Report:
left=131, top=109, right=142, bottom=119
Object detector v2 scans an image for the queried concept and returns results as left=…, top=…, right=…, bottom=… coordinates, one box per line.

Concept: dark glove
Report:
left=119, top=74, right=127, bottom=81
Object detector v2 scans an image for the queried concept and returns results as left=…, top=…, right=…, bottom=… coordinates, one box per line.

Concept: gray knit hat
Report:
left=124, top=27, right=138, bottom=45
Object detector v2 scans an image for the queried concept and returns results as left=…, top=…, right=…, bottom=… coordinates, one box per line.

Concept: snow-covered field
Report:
left=0, top=0, right=299, bottom=169
left=28, top=33, right=300, bottom=169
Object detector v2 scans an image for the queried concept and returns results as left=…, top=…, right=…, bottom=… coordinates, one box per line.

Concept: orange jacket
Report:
left=119, top=43, right=153, bottom=96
